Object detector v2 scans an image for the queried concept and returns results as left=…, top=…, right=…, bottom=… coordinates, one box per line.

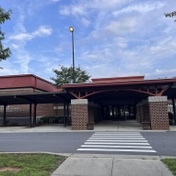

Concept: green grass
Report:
left=161, top=158, right=176, bottom=176
left=0, top=153, right=66, bottom=176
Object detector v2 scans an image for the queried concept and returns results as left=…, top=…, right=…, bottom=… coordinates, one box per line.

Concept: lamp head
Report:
left=69, top=26, right=74, bottom=32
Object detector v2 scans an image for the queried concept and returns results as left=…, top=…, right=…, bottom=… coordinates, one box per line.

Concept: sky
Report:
left=1, top=0, right=176, bottom=82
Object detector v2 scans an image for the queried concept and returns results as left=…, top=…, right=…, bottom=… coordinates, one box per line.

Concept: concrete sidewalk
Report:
left=52, top=154, right=174, bottom=176
left=0, top=121, right=175, bottom=133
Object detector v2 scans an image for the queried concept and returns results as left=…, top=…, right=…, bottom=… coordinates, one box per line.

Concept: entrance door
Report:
left=103, top=105, right=136, bottom=120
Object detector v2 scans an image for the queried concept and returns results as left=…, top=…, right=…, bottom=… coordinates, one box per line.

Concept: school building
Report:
left=0, top=74, right=175, bottom=130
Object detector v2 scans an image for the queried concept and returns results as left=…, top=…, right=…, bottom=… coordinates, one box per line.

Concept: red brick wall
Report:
left=0, top=88, right=35, bottom=95
left=71, top=99, right=88, bottom=130
left=0, top=105, right=29, bottom=117
left=148, top=96, right=169, bottom=130
left=71, top=104, right=88, bottom=130
left=37, top=104, right=57, bottom=116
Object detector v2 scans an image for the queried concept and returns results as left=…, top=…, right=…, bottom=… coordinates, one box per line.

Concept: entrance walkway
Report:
left=52, top=154, right=174, bottom=176
left=94, top=120, right=143, bottom=131
left=0, top=120, right=175, bottom=132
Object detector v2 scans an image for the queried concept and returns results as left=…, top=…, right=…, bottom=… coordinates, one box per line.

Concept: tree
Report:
left=0, top=7, right=12, bottom=61
left=165, top=11, right=176, bottom=22
left=51, top=65, right=91, bottom=87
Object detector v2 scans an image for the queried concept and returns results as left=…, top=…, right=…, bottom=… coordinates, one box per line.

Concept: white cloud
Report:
left=9, top=33, right=33, bottom=41
left=51, top=0, right=60, bottom=2
left=11, top=43, right=20, bottom=49
left=146, top=68, right=176, bottom=78
left=32, top=26, right=52, bottom=37
left=113, top=1, right=166, bottom=15
left=59, top=0, right=128, bottom=16
left=81, top=17, right=91, bottom=27
left=59, top=5, right=86, bottom=16
left=9, top=26, right=52, bottom=42
left=105, top=17, right=138, bottom=34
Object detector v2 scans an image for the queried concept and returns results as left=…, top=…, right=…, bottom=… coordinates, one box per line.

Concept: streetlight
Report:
left=69, top=26, right=75, bottom=83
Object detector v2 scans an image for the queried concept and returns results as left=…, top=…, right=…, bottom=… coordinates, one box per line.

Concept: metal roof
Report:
left=0, top=91, right=74, bottom=105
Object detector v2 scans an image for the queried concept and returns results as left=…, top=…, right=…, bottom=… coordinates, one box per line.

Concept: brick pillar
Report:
left=71, top=99, right=88, bottom=130
left=148, top=96, right=169, bottom=130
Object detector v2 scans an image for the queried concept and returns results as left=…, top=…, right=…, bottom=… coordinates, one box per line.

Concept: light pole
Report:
left=69, top=26, right=75, bottom=83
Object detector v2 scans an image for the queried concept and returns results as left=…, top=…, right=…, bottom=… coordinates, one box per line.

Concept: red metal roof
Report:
left=0, top=74, right=58, bottom=92
left=92, top=76, right=145, bottom=83
left=62, top=76, right=176, bottom=89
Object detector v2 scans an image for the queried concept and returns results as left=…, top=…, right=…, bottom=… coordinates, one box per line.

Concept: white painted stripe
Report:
left=87, top=140, right=148, bottom=142
left=90, top=137, right=145, bottom=140
left=93, top=134, right=141, bottom=136
left=94, top=132, right=141, bottom=135
left=93, top=133, right=141, bottom=134
left=95, top=131, right=140, bottom=134
left=92, top=135, right=142, bottom=137
left=93, top=133, right=141, bottom=135
left=85, top=142, right=150, bottom=145
left=77, top=148, right=156, bottom=153
left=81, top=145, right=152, bottom=149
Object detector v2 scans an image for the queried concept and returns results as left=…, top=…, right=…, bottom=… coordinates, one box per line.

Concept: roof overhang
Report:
left=0, top=91, right=74, bottom=105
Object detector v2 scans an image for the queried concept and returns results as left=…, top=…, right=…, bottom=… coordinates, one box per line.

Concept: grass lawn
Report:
left=161, top=158, right=176, bottom=176
left=0, top=153, right=66, bottom=176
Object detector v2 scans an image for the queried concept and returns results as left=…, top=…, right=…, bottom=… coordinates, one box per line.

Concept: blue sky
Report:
left=1, top=0, right=176, bottom=82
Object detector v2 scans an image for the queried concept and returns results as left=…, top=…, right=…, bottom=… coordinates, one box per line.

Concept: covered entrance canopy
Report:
left=62, top=76, right=176, bottom=100
left=62, top=76, right=176, bottom=130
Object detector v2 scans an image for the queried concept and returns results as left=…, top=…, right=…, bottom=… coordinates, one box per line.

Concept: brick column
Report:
left=148, top=96, right=169, bottom=130
left=71, top=99, right=88, bottom=130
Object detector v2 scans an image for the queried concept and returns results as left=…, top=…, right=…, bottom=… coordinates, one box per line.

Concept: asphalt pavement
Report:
left=0, top=121, right=176, bottom=176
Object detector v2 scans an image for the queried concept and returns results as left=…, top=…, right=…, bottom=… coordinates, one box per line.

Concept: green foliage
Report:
left=51, top=65, right=91, bottom=87
left=161, top=158, right=176, bottom=176
left=165, top=11, right=176, bottom=22
left=0, top=153, right=66, bottom=176
left=39, top=116, right=64, bottom=124
left=0, top=7, right=12, bottom=61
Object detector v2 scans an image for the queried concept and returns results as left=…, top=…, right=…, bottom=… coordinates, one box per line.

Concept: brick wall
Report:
left=37, top=104, right=58, bottom=116
left=0, top=88, right=64, bottom=126
left=0, top=88, right=36, bottom=95
left=148, top=96, right=169, bottom=130
left=71, top=99, right=88, bottom=130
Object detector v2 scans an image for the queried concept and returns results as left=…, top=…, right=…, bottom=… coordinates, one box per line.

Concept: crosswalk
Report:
left=77, top=132, right=156, bottom=153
